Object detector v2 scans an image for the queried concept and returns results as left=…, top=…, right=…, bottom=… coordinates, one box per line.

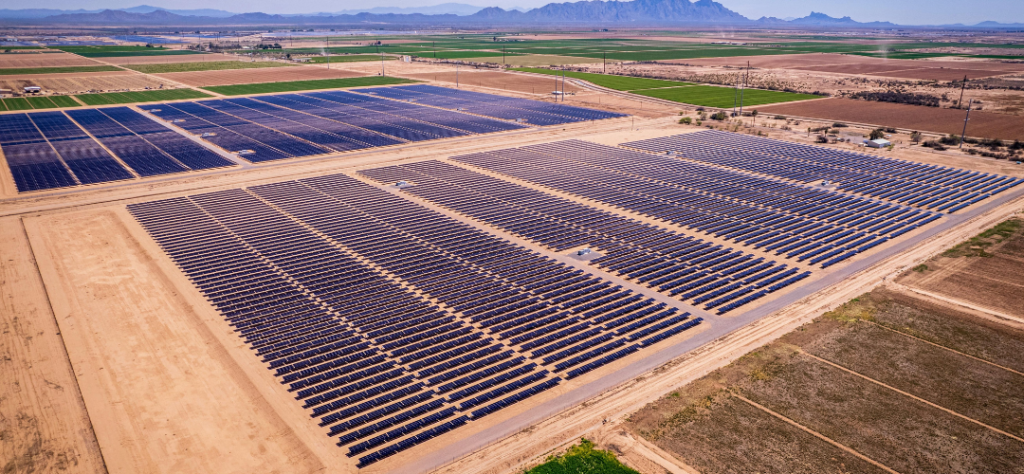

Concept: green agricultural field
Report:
left=74, top=88, right=211, bottom=105
left=632, top=85, right=820, bottom=108
left=125, top=61, right=296, bottom=74
left=0, top=95, right=79, bottom=110
left=305, top=55, right=397, bottom=64
left=201, top=76, right=414, bottom=96
left=57, top=46, right=206, bottom=58
left=512, top=68, right=692, bottom=91
left=0, top=98, right=34, bottom=110
left=525, top=439, right=638, bottom=474
left=0, top=65, right=121, bottom=75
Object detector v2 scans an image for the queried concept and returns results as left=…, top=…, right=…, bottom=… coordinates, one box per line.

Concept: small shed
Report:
left=864, top=138, right=891, bottom=148
left=23, top=86, right=41, bottom=94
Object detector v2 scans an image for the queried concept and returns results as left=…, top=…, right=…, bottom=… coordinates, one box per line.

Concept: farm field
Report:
left=124, top=60, right=295, bottom=74
left=1, top=95, right=79, bottom=110
left=0, top=65, right=121, bottom=75
left=200, top=76, right=414, bottom=95
left=306, top=55, right=397, bottom=63
left=899, top=219, right=1024, bottom=318
left=102, top=53, right=237, bottom=65
left=155, top=65, right=365, bottom=87
left=627, top=287, right=1024, bottom=474
left=0, top=71, right=166, bottom=95
left=74, top=88, right=212, bottom=105
left=0, top=52, right=101, bottom=68
left=56, top=45, right=206, bottom=58
left=632, top=85, right=820, bottom=108
left=512, top=67, right=692, bottom=91
left=759, top=98, right=1024, bottom=141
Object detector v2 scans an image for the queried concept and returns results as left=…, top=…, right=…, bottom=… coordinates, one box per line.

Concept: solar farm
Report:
left=4, top=43, right=1024, bottom=474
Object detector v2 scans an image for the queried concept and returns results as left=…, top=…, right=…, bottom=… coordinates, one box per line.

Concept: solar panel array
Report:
left=149, top=85, right=623, bottom=163
left=447, top=140, right=942, bottom=272
left=360, top=160, right=805, bottom=314
left=357, top=84, right=626, bottom=126
left=623, top=130, right=1022, bottom=214
left=128, top=174, right=702, bottom=467
left=0, top=107, right=234, bottom=192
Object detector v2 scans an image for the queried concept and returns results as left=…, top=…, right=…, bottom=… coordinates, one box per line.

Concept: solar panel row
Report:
left=359, top=160, right=803, bottom=314
left=0, top=107, right=234, bottom=192
left=447, top=140, right=937, bottom=270
left=358, top=84, right=626, bottom=125
left=622, top=130, right=1022, bottom=214
left=128, top=173, right=703, bottom=467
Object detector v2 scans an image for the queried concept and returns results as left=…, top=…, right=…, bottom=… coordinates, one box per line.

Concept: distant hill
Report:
left=0, top=0, right=1018, bottom=27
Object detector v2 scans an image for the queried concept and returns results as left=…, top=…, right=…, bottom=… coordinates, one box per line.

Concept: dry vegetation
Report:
left=627, top=288, right=1024, bottom=474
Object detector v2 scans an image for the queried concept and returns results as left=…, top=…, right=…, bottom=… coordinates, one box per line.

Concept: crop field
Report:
left=0, top=52, right=101, bottom=68
left=56, top=45, right=206, bottom=58
left=627, top=287, right=1024, bottom=474
left=306, top=55, right=397, bottom=63
left=200, top=76, right=414, bottom=95
left=74, top=88, right=212, bottom=105
left=632, top=85, right=820, bottom=108
left=512, top=68, right=692, bottom=91
left=124, top=60, right=295, bottom=74
left=0, top=65, right=121, bottom=75
left=0, top=95, right=79, bottom=110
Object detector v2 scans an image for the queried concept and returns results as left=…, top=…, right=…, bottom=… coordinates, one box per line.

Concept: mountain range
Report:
left=0, top=0, right=1017, bottom=27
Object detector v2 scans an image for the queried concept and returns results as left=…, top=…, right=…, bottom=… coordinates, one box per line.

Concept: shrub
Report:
left=910, top=131, right=922, bottom=143
left=710, top=111, right=727, bottom=121
left=884, top=127, right=897, bottom=133
left=979, top=138, right=1004, bottom=149
left=869, top=129, right=885, bottom=140
left=774, top=115, right=786, bottom=120
left=679, top=117, right=692, bottom=125
left=922, top=140, right=948, bottom=151
left=816, top=135, right=829, bottom=143
left=1010, top=140, right=1024, bottom=151
left=832, top=122, right=848, bottom=128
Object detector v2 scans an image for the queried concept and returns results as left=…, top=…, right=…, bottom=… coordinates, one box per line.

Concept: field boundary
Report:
left=865, top=318, right=1024, bottom=377
left=734, top=393, right=900, bottom=474
left=801, top=350, right=1024, bottom=443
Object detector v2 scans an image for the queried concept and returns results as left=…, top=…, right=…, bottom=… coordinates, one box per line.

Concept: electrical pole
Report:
left=956, top=75, right=968, bottom=108
left=502, top=46, right=505, bottom=65
left=603, top=52, right=606, bottom=73
left=561, top=67, right=565, bottom=102
left=326, top=35, right=329, bottom=69
left=381, top=51, right=385, bottom=77
left=739, top=61, right=750, bottom=117
left=960, top=98, right=973, bottom=148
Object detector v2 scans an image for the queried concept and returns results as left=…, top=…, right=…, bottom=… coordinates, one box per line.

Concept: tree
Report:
left=869, top=128, right=885, bottom=140
left=910, top=131, right=922, bottom=143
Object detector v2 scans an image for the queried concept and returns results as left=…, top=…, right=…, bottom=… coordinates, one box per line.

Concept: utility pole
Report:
left=603, top=52, right=606, bottom=73
left=326, top=35, right=329, bottom=69
left=956, top=75, right=968, bottom=108
left=381, top=51, right=385, bottom=77
left=732, top=73, right=739, bottom=116
left=738, top=61, right=750, bottom=117
left=433, top=41, right=435, bottom=58
left=561, top=67, right=565, bottom=102
left=960, top=99, right=973, bottom=148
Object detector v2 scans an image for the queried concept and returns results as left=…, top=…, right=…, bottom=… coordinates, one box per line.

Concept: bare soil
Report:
left=101, top=54, right=241, bottom=65
left=758, top=98, right=1024, bottom=141
left=154, top=65, right=363, bottom=87
left=628, top=287, right=1024, bottom=474
left=0, top=53, right=101, bottom=68
left=901, top=219, right=1024, bottom=317
left=0, top=72, right=167, bottom=95
left=402, top=70, right=582, bottom=94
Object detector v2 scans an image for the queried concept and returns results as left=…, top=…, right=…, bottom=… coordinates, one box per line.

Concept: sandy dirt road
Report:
left=0, top=216, right=106, bottom=474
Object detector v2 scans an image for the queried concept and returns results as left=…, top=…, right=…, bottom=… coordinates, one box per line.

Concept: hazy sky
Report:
left=26, top=0, right=1024, bottom=25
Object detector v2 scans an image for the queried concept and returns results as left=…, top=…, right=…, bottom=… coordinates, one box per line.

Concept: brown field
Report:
left=626, top=288, right=1024, bottom=474
left=402, top=70, right=582, bottom=94
left=0, top=72, right=167, bottom=94
left=0, top=52, right=101, bottom=68
left=155, top=65, right=363, bottom=87
left=758, top=98, right=1024, bottom=141
left=900, top=219, right=1024, bottom=318
left=674, top=52, right=1024, bottom=82
left=102, top=53, right=241, bottom=65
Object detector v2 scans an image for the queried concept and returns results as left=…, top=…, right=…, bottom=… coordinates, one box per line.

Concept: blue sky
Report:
left=23, top=0, right=1024, bottom=25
